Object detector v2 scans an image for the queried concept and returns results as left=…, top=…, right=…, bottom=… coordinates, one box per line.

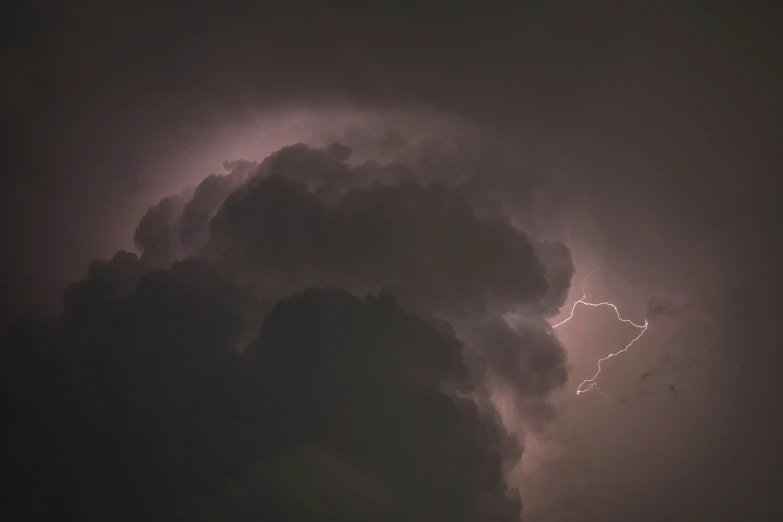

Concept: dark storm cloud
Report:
left=331, top=123, right=548, bottom=227
left=134, top=195, right=188, bottom=267
left=3, top=139, right=576, bottom=521
left=207, top=173, right=548, bottom=313
left=137, top=142, right=573, bottom=317
left=131, top=142, right=575, bottom=425
left=459, top=316, right=569, bottom=426
left=4, top=256, right=523, bottom=521
left=134, top=161, right=256, bottom=267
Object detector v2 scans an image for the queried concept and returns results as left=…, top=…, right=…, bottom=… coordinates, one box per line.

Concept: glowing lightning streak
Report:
left=552, top=269, right=649, bottom=395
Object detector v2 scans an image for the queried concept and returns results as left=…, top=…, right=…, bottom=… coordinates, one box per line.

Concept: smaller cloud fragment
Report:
left=646, top=296, right=691, bottom=318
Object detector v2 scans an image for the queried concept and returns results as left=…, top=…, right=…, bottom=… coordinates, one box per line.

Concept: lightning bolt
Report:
left=552, top=269, right=649, bottom=395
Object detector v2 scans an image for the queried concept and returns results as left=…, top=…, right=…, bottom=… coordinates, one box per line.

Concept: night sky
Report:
left=2, top=2, right=781, bottom=521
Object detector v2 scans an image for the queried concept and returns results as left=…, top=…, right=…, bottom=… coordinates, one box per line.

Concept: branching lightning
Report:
left=552, top=269, right=649, bottom=395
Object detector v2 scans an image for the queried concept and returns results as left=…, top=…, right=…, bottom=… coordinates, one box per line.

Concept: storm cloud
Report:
left=5, top=257, right=525, bottom=521
left=134, top=142, right=575, bottom=416
left=3, top=140, right=575, bottom=521
left=136, top=142, right=573, bottom=314
left=5, top=3, right=779, bottom=521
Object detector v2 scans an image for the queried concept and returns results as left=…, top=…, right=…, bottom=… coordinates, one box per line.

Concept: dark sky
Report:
left=2, top=2, right=781, bottom=521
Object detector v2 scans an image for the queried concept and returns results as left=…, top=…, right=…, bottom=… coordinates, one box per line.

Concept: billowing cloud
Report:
left=134, top=142, right=575, bottom=413
left=4, top=141, right=576, bottom=521
left=4, top=258, right=523, bottom=521
left=136, top=142, right=573, bottom=315
left=207, top=175, right=547, bottom=313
